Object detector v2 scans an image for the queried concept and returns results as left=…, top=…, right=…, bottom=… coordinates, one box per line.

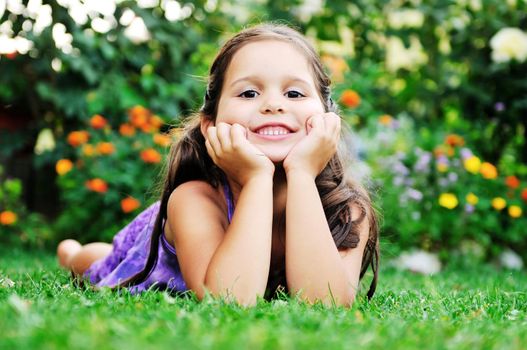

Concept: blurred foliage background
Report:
left=0, top=0, right=526, bottom=267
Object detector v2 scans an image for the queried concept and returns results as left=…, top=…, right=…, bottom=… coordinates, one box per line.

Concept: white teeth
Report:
left=257, top=126, right=290, bottom=136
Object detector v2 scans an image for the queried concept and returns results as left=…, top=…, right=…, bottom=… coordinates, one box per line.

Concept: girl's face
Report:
left=215, top=40, right=325, bottom=163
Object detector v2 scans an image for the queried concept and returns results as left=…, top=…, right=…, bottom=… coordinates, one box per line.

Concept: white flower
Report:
left=124, top=16, right=151, bottom=44
left=395, top=250, right=442, bottom=275
left=293, top=0, right=324, bottom=23
left=385, top=35, right=428, bottom=72
left=490, top=27, right=527, bottom=63
left=498, top=249, right=524, bottom=270
left=388, top=9, right=424, bottom=29
left=34, top=128, right=56, bottom=155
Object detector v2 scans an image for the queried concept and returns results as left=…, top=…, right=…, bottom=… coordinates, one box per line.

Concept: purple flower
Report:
left=407, top=188, right=423, bottom=201
left=448, top=172, right=458, bottom=183
left=393, top=161, right=410, bottom=176
left=414, top=150, right=432, bottom=173
left=436, top=155, right=449, bottom=166
left=494, top=102, right=506, bottom=112
left=460, top=148, right=473, bottom=160
left=465, top=204, right=475, bottom=213
left=393, top=176, right=405, bottom=186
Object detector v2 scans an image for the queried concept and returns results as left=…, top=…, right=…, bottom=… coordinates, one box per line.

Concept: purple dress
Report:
left=84, top=183, right=235, bottom=294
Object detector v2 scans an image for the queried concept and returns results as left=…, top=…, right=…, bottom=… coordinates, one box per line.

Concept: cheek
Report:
left=216, top=100, right=250, bottom=124
left=296, top=100, right=325, bottom=123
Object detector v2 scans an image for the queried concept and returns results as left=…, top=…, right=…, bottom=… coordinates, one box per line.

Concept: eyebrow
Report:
left=229, top=75, right=312, bottom=87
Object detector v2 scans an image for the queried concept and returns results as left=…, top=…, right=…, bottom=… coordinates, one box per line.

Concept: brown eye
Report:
left=239, top=90, right=259, bottom=98
left=286, top=90, right=305, bottom=98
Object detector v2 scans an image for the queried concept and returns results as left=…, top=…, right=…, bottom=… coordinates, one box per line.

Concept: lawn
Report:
left=0, top=248, right=526, bottom=350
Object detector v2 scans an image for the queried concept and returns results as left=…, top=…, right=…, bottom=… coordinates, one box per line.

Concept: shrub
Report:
left=364, top=115, right=527, bottom=260
left=0, top=165, right=52, bottom=247
left=53, top=106, right=175, bottom=242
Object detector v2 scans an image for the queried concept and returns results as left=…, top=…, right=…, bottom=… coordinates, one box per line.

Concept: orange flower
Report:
left=89, top=114, right=108, bottom=129
left=522, top=188, right=527, bottom=202
left=141, top=148, right=162, bottom=163
left=0, top=211, right=17, bottom=225
left=378, top=114, right=393, bottom=126
left=505, top=175, right=520, bottom=189
left=150, top=115, right=164, bottom=129
left=444, top=134, right=465, bottom=147
left=129, top=106, right=151, bottom=128
left=433, top=146, right=445, bottom=158
left=480, top=162, right=498, bottom=179
left=56, top=159, right=73, bottom=176
left=140, top=123, right=155, bottom=134
left=96, top=142, right=115, bottom=155
left=340, top=89, right=361, bottom=108
left=82, top=144, right=96, bottom=157
left=321, top=54, right=349, bottom=82
left=67, top=131, right=90, bottom=147
left=119, top=123, right=136, bottom=137
left=5, top=52, right=17, bottom=60
left=85, top=178, right=108, bottom=193
left=153, top=134, right=171, bottom=147
left=121, top=197, right=141, bottom=213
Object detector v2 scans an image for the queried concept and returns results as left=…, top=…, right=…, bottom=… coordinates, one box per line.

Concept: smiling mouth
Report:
left=256, top=126, right=291, bottom=136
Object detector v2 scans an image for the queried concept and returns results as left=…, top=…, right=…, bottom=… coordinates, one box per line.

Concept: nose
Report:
left=262, top=104, right=284, bottom=114
left=260, top=93, right=285, bottom=114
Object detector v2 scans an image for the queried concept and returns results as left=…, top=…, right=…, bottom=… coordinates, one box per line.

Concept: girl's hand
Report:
left=283, top=113, right=341, bottom=179
left=205, top=122, right=275, bottom=186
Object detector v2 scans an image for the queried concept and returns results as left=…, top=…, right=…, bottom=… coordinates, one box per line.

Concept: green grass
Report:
left=1, top=248, right=526, bottom=350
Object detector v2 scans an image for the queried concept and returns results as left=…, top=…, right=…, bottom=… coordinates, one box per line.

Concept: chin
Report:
left=257, top=146, right=290, bottom=163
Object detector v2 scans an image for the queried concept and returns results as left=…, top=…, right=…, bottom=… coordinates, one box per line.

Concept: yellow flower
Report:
left=466, top=193, right=479, bottom=205
left=55, top=159, right=73, bottom=176
left=464, top=156, right=481, bottom=174
left=480, top=162, right=498, bottom=179
left=439, top=193, right=458, bottom=209
left=491, top=197, right=506, bottom=211
left=436, top=163, right=448, bottom=173
left=508, top=205, right=522, bottom=218
left=82, top=144, right=96, bottom=157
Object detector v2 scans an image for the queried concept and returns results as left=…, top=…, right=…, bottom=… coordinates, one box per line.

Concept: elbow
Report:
left=194, top=280, right=261, bottom=306
left=292, top=285, right=357, bottom=307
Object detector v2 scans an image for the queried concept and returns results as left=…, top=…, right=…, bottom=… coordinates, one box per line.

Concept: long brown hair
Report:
left=125, top=23, right=380, bottom=299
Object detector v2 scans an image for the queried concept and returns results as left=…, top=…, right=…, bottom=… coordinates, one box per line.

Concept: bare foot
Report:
left=57, top=239, right=82, bottom=268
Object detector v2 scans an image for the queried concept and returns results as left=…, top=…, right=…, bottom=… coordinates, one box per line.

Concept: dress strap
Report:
left=222, top=178, right=235, bottom=223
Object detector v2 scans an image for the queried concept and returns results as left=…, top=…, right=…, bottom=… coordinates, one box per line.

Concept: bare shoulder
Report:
left=166, top=180, right=228, bottom=239
left=168, top=180, right=223, bottom=211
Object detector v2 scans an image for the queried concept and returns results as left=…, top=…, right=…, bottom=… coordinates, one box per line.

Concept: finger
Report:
left=205, top=139, right=218, bottom=163
left=230, top=123, right=246, bottom=149
left=309, top=114, right=325, bottom=133
left=206, top=126, right=221, bottom=155
left=216, top=122, right=232, bottom=151
left=324, top=113, right=341, bottom=139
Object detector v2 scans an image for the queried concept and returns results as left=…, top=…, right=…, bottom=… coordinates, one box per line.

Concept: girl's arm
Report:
left=284, top=113, right=367, bottom=306
left=285, top=171, right=369, bottom=306
left=169, top=123, right=274, bottom=305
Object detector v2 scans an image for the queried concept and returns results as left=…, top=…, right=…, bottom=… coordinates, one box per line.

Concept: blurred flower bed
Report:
left=0, top=165, right=52, bottom=247
left=1, top=1, right=526, bottom=266
left=52, top=106, right=176, bottom=242
left=358, top=113, right=527, bottom=262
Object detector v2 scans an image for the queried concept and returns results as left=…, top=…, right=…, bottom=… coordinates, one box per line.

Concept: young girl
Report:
left=57, top=23, right=379, bottom=306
